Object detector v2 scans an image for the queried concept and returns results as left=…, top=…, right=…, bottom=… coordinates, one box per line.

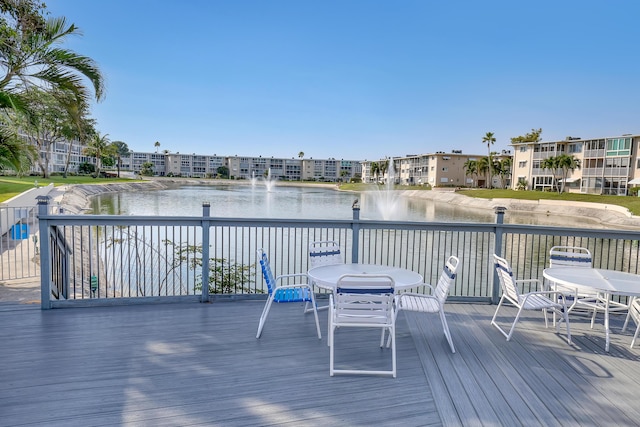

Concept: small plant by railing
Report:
left=166, top=241, right=255, bottom=294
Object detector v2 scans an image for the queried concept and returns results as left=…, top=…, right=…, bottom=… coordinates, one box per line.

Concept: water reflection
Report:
left=90, top=183, right=603, bottom=226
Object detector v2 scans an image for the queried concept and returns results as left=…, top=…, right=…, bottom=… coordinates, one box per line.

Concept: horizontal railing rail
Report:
left=36, top=197, right=640, bottom=310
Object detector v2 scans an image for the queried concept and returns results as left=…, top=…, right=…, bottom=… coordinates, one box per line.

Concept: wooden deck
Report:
left=1, top=300, right=639, bottom=426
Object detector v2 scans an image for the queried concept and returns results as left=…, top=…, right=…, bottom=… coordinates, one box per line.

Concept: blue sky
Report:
left=48, top=1, right=640, bottom=160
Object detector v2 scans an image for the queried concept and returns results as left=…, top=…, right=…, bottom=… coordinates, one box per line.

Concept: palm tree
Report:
left=541, top=156, right=560, bottom=192
left=379, top=160, right=389, bottom=183
left=0, top=3, right=104, bottom=171
left=111, top=141, right=129, bottom=178
left=154, top=141, right=160, bottom=153
left=0, top=12, right=105, bottom=106
left=482, top=132, right=496, bottom=188
left=477, top=157, right=490, bottom=188
left=556, top=154, right=581, bottom=193
left=84, top=133, right=112, bottom=177
left=463, top=159, right=477, bottom=187
left=369, top=162, right=380, bottom=183
left=0, top=128, right=34, bottom=175
left=298, top=151, right=304, bottom=159
left=498, top=158, right=512, bottom=189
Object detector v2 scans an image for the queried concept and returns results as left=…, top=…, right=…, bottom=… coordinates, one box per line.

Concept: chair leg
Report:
left=622, top=298, right=633, bottom=332
left=590, top=308, right=598, bottom=329
left=385, top=304, right=403, bottom=348
left=439, top=309, right=456, bottom=353
left=310, top=294, right=322, bottom=339
left=329, top=325, right=335, bottom=376
left=505, top=306, right=526, bottom=341
left=329, top=304, right=336, bottom=376
left=562, top=309, right=572, bottom=344
left=491, top=296, right=512, bottom=340
left=256, top=296, right=275, bottom=339
left=631, top=322, right=639, bottom=349
left=490, top=296, right=524, bottom=341
left=389, top=324, right=396, bottom=378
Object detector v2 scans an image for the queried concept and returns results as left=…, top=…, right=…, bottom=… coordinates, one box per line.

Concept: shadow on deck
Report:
left=1, top=301, right=639, bottom=426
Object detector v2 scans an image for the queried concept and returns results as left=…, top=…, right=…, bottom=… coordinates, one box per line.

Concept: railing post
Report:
left=37, top=195, right=51, bottom=310
left=492, top=206, right=507, bottom=304
left=201, top=202, right=210, bottom=303
left=351, top=203, right=360, bottom=263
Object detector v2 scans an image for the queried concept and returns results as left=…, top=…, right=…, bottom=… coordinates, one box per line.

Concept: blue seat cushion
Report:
left=273, top=287, right=313, bottom=303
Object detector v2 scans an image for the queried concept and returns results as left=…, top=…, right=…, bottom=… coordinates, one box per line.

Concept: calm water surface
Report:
left=90, top=183, right=602, bottom=227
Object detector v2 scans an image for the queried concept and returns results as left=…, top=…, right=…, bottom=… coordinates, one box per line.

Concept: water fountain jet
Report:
left=371, top=158, right=402, bottom=220
left=264, top=168, right=276, bottom=192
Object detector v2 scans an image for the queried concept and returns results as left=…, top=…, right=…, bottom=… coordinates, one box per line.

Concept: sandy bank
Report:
left=400, top=189, right=640, bottom=229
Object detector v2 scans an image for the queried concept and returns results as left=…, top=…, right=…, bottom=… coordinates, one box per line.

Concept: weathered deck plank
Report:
left=1, top=300, right=639, bottom=426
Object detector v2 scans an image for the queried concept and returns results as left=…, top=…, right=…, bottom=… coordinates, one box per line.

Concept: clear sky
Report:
left=47, top=0, right=640, bottom=161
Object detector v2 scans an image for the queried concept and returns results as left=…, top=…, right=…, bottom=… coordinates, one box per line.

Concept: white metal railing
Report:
left=36, top=197, right=640, bottom=309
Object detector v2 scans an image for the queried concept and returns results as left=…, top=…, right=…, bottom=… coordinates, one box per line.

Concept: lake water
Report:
left=89, top=182, right=602, bottom=227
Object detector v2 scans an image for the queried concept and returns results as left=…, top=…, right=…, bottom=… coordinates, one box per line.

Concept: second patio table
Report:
left=307, top=263, right=423, bottom=292
left=543, top=267, right=640, bottom=352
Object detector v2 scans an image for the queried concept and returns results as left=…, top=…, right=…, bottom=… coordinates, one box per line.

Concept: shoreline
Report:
left=56, top=178, right=640, bottom=229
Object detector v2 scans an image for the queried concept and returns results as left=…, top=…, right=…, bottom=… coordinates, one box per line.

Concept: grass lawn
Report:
left=458, top=189, right=640, bottom=216
left=0, top=175, right=135, bottom=203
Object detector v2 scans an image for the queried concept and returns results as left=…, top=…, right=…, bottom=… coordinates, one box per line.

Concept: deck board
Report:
left=1, top=300, right=639, bottom=426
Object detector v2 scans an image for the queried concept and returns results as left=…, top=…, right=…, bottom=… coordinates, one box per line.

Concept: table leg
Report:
left=605, top=293, right=610, bottom=352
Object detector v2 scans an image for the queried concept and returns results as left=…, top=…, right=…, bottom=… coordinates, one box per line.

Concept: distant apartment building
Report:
left=362, top=150, right=512, bottom=188
left=27, top=139, right=362, bottom=182
left=510, top=133, right=640, bottom=195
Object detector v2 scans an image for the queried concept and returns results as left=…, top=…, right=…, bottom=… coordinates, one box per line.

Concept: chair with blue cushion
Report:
left=329, top=274, right=396, bottom=377
left=255, top=249, right=321, bottom=339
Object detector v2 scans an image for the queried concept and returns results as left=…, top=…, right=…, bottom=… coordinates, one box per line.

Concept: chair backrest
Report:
left=309, top=240, right=343, bottom=268
left=433, top=255, right=460, bottom=305
left=549, top=246, right=592, bottom=268
left=493, top=254, right=520, bottom=304
left=257, top=249, right=276, bottom=295
left=334, top=274, right=395, bottom=322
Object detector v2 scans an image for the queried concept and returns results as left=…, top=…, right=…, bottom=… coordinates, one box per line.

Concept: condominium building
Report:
left=510, top=134, right=640, bottom=195
left=362, top=150, right=512, bottom=189
left=27, top=139, right=362, bottom=182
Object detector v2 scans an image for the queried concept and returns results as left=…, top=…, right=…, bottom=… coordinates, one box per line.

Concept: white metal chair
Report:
left=549, top=246, right=627, bottom=327
left=306, top=240, right=343, bottom=313
left=622, top=297, right=640, bottom=348
left=329, top=274, right=396, bottom=377
left=390, top=255, right=460, bottom=353
left=256, top=249, right=321, bottom=339
left=309, top=240, right=343, bottom=267
left=492, top=254, right=572, bottom=344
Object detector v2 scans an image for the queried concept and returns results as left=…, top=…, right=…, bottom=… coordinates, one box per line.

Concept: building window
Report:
left=442, top=167, right=448, bottom=172
left=519, top=146, right=526, bottom=152
left=606, top=138, right=631, bottom=156
left=518, top=161, right=527, bottom=168
left=568, top=143, right=583, bottom=153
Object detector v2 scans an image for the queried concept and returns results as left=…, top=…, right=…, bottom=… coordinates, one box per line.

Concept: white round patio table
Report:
left=308, top=263, right=423, bottom=292
left=543, top=267, right=640, bottom=352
